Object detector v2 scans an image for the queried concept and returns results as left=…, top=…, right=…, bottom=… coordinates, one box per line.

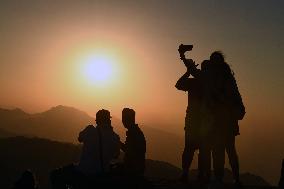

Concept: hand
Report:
left=179, top=53, right=186, bottom=63
left=184, top=59, right=195, bottom=68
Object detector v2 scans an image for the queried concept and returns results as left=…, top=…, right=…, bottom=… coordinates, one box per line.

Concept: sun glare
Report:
left=81, top=53, right=116, bottom=86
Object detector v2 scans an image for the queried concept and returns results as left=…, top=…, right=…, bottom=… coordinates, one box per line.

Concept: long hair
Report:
left=210, top=51, right=245, bottom=119
left=210, top=51, right=234, bottom=80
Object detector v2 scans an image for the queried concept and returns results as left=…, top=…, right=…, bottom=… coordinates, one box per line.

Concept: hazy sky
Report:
left=0, top=0, right=284, bottom=132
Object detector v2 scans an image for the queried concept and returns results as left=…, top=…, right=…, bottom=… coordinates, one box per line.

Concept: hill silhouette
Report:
left=0, top=105, right=94, bottom=142
left=0, top=136, right=274, bottom=189
left=0, top=106, right=183, bottom=166
left=0, top=128, right=16, bottom=138
left=0, top=106, right=283, bottom=185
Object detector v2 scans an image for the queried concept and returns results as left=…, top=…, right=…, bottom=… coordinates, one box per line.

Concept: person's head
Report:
left=95, top=109, right=111, bottom=126
left=78, top=125, right=96, bottom=143
left=122, top=108, right=136, bottom=129
left=210, top=51, right=225, bottom=64
left=210, top=51, right=234, bottom=79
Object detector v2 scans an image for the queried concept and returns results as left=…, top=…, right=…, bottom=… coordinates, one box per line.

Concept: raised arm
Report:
left=175, top=71, right=191, bottom=91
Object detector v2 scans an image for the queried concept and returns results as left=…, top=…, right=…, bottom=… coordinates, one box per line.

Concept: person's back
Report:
left=77, top=125, right=98, bottom=175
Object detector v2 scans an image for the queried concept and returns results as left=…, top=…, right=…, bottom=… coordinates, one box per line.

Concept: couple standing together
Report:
left=176, top=50, right=245, bottom=186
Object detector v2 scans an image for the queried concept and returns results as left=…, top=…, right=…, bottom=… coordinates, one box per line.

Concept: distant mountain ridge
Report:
left=0, top=128, right=15, bottom=138
left=0, top=105, right=282, bottom=186
left=0, top=105, right=183, bottom=167
left=0, top=105, right=94, bottom=142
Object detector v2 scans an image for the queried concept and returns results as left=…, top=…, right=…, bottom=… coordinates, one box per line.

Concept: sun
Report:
left=81, top=53, right=116, bottom=86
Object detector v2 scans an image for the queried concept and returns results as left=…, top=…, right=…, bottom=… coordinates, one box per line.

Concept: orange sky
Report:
left=0, top=0, right=284, bottom=135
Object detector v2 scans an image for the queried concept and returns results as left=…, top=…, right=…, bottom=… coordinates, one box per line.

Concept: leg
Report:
left=212, top=137, right=225, bottom=182
left=198, top=140, right=211, bottom=183
left=181, top=127, right=195, bottom=180
left=226, top=136, right=240, bottom=183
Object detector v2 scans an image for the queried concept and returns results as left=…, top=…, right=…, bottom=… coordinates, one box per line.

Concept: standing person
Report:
left=208, top=51, right=245, bottom=185
left=120, top=108, right=146, bottom=177
left=176, top=58, right=211, bottom=183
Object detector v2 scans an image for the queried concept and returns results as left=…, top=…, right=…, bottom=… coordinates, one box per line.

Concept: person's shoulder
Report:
left=135, top=125, right=145, bottom=138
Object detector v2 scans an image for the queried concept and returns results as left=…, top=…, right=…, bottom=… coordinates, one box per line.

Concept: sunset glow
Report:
left=1, top=1, right=284, bottom=186
left=81, top=53, right=116, bottom=86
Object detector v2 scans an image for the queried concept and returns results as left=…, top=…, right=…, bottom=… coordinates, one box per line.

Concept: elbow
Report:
left=175, top=83, right=181, bottom=90
left=175, top=84, right=185, bottom=91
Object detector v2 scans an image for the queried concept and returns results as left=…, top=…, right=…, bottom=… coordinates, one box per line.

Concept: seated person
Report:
left=50, top=109, right=120, bottom=189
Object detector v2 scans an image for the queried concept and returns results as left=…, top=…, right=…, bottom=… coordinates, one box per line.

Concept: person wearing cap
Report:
left=77, top=109, right=120, bottom=175
left=95, top=109, right=121, bottom=173
left=120, top=108, right=146, bottom=176
left=50, top=109, right=120, bottom=188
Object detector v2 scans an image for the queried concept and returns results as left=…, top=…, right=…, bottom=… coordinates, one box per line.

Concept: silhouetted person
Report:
left=207, top=51, right=245, bottom=185
left=50, top=109, right=120, bottom=189
left=12, top=170, right=38, bottom=189
left=279, top=159, right=284, bottom=189
left=78, top=109, right=120, bottom=175
left=120, top=108, right=146, bottom=176
left=176, top=58, right=211, bottom=182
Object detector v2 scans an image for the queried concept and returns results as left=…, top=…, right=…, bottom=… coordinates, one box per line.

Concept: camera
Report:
left=178, top=44, right=196, bottom=68
left=178, top=44, right=193, bottom=55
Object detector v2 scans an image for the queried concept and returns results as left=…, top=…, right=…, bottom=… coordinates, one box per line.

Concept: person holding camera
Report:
left=175, top=45, right=211, bottom=183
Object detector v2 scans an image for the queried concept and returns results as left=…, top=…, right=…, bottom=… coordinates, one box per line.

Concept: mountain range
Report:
left=0, top=105, right=183, bottom=167
left=0, top=105, right=283, bottom=186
